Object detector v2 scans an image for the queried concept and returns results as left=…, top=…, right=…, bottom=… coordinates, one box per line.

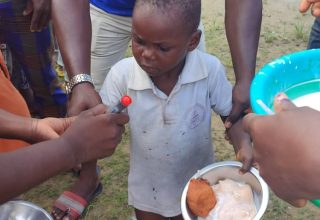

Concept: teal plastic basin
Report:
left=251, top=49, right=320, bottom=114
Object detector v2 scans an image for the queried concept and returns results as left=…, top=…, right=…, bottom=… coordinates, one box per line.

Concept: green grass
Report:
left=263, top=29, right=278, bottom=44
left=293, top=22, right=309, bottom=42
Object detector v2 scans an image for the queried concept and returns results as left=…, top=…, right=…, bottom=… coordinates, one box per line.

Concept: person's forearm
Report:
left=225, top=0, right=262, bottom=84
left=0, top=109, right=32, bottom=142
left=0, top=138, right=75, bottom=204
left=52, top=0, right=91, bottom=77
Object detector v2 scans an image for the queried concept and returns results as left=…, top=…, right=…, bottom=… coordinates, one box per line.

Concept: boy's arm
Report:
left=220, top=115, right=253, bottom=173
left=224, top=0, right=262, bottom=127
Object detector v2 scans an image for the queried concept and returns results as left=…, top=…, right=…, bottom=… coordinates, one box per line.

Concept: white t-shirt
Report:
left=100, top=49, right=232, bottom=217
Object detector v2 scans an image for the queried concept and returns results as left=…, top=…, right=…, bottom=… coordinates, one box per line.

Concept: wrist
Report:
left=58, top=136, right=79, bottom=168
left=65, top=73, right=94, bottom=94
left=235, top=77, right=253, bottom=86
left=0, top=110, right=34, bottom=142
left=25, top=118, right=38, bottom=143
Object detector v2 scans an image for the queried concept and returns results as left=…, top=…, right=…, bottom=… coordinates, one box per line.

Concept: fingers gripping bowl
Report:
left=181, top=161, right=269, bottom=220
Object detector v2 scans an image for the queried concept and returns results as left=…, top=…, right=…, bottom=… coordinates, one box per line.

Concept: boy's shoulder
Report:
left=189, top=49, right=225, bottom=75
left=109, top=57, right=136, bottom=76
left=112, top=57, right=135, bottom=69
left=192, top=49, right=222, bottom=66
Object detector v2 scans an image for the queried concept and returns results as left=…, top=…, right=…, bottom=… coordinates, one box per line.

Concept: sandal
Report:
left=52, top=182, right=103, bottom=219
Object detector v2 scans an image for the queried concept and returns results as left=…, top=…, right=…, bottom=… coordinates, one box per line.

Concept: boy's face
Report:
left=131, top=5, right=199, bottom=78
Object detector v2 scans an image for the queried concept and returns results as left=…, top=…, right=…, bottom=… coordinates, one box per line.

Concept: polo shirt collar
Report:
left=128, top=49, right=208, bottom=91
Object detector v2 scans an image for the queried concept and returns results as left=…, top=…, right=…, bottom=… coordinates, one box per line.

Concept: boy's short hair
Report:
left=134, top=0, right=201, bottom=34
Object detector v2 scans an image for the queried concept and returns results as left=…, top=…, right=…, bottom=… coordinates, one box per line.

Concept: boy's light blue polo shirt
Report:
left=100, top=49, right=232, bottom=216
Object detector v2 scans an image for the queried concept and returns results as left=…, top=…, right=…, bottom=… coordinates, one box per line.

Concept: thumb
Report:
left=242, top=113, right=259, bottom=135
left=61, top=116, right=77, bottom=132
left=23, top=1, right=33, bottom=16
left=273, top=93, right=297, bottom=113
left=79, top=104, right=108, bottom=117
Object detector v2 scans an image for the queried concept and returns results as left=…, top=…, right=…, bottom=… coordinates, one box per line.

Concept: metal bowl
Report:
left=0, top=200, right=53, bottom=220
left=181, top=161, right=269, bottom=220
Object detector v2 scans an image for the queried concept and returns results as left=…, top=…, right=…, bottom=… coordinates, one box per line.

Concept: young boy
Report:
left=100, top=0, right=252, bottom=219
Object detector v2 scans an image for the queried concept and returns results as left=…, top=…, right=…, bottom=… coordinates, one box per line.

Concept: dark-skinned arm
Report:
left=0, top=105, right=129, bottom=204
left=51, top=0, right=101, bottom=116
left=224, top=0, right=262, bottom=128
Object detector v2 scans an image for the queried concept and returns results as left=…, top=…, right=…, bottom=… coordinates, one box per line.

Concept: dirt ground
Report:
left=21, top=0, right=320, bottom=219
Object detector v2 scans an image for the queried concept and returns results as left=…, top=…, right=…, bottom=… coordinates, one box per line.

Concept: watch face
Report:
left=65, top=74, right=94, bottom=94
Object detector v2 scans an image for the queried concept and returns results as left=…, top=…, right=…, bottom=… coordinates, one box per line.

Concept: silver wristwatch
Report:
left=65, top=74, right=94, bottom=94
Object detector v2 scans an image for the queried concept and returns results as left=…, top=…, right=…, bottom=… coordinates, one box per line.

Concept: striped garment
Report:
left=0, top=0, right=67, bottom=117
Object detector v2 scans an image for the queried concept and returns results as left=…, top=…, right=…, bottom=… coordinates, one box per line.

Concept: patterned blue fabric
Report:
left=0, top=0, right=67, bottom=117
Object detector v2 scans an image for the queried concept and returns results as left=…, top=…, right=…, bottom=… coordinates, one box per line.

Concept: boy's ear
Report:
left=187, top=30, right=202, bottom=51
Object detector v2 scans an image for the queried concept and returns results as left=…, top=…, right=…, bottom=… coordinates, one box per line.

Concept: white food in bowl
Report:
left=181, top=161, right=269, bottom=220
left=204, top=179, right=257, bottom=220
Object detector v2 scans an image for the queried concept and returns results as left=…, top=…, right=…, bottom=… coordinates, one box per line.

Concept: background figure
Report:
left=0, top=0, right=67, bottom=118
left=307, top=17, right=320, bottom=49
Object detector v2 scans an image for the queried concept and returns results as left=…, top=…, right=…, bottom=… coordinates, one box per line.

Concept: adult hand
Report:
left=67, top=83, right=102, bottom=116
left=225, top=81, right=250, bottom=129
left=299, top=0, right=320, bottom=17
left=243, top=94, right=320, bottom=207
left=61, top=104, right=129, bottom=164
left=23, top=0, right=51, bottom=32
left=28, top=116, right=75, bottom=143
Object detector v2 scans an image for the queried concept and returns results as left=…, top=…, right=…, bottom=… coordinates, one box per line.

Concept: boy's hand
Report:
left=299, top=0, right=320, bottom=17
left=225, top=82, right=251, bottom=129
left=227, top=118, right=253, bottom=173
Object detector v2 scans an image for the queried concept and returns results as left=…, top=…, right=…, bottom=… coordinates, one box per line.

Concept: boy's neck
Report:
left=151, top=58, right=186, bottom=96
